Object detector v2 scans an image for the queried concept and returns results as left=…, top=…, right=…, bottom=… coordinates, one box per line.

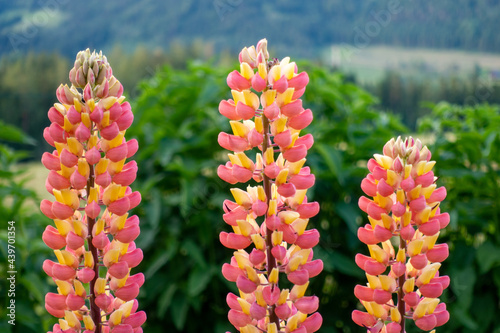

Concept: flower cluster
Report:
left=353, top=137, right=450, bottom=332
left=41, top=49, right=146, bottom=333
left=218, top=39, right=323, bottom=333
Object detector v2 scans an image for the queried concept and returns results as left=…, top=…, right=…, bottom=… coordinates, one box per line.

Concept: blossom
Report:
left=42, top=49, right=145, bottom=333
left=353, top=137, right=450, bottom=332
left=218, top=39, right=322, bottom=333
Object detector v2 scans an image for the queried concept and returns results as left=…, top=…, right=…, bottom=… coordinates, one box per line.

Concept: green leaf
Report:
left=171, top=293, right=189, bottom=330
left=157, top=284, right=177, bottom=317
left=144, top=242, right=178, bottom=278
left=181, top=240, right=207, bottom=268
left=315, top=143, right=344, bottom=185
left=336, top=202, right=361, bottom=236
left=476, top=241, right=500, bottom=273
left=0, top=121, right=36, bottom=145
left=187, top=266, right=213, bottom=297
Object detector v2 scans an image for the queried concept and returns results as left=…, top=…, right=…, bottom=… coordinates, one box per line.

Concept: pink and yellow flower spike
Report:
left=41, top=49, right=145, bottom=333
left=353, top=137, right=450, bottom=332
left=218, top=39, right=323, bottom=333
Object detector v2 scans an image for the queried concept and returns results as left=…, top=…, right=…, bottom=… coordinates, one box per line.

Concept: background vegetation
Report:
left=1, top=0, right=500, bottom=331
left=2, top=0, right=500, bottom=56
left=0, top=61, right=499, bottom=332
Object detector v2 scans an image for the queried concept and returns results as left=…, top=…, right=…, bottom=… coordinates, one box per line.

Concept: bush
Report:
left=128, top=62, right=407, bottom=332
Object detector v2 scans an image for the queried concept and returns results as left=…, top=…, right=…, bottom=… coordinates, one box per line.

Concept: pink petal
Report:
left=228, top=309, right=251, bottom=328
left=273, top=76, right=288, bottom=93
left=115, top=283, right=140, bottom=301
left=108, top=261, right=130, bottom=279
left=40, top=200, right=57, bottom=220
left=401, top=176, right=415, bottom=192
left=294, top=296, right=319, bottom=314
left=101, top=122, right=120, bottom=140
left=45, top=292, right=67, bottom=310
left=249, top=248, right=266, bottom=266
left=302, top=312, right=322, bottom=332
left=274, top=303, right=291, bottom=319
left=66, top=231, right=85, bottom=250
left=48, top=170, right=71, bottom=190
left=277, top=183, right=296, bottom=198
left=415, top=314, right=437, bottom=331
left=107, top=197, right=130, bottom=216
left=106, top=143, right=128, bottom=162
left=288, top=109, right=313, bottom=130
left=218, top=132, right=248, bottom=152
left=219, top=100, right=240, bottom=120
left=426, top=243, right=449, bottom=262
left=296, top=201, right=320, bottom=218
left=377, top=178, right=394, bottom=197
left=45, top=303, right=65, bottom=318
left=263, top=102, right=279, bottom=120
left=66, top=294, right=85, bottom=311
left=77, top=267, right=95, bottom=283
left=373, top=225, right=392, bottom=242
left=51, top=201, right=74, bottom=220
left=302, top=259, right=323, bottom=278
left=122, top=311, right=146, bottom=328
left=222, top=263, right=243, bottom=282
left=415, top=171, right=434, bottom=187
left=227, top=70, right=251, bottom=91
left=251, top=74, right=266, bottom=92
left=115, top=224, right=140, bottom=243
left=295, top=229, right=320, bottom=249
left=120, top=248, right=143, bottom=268
left=92, top=232, right=110, bottom=250
left=419, top=282, right=443, bottom=298
left=361, top=178, right=377, bottom=197
left=271, top=245, right=287, bottom=262
left=281, top=99, right=303, bottom=117
left=283, top=144, right=307, bottom=162
left=235, top=101, right=256, bottom=120
left=41, top=152, right=61, bottom=171
left=48, top=106, right=64, bottom=126
left=373, top=289, right=392, bottom=304
left=49, top=122, right=66, bottom=143
left=403, top=292, right=419, bottom=307
left=52, top=263, right=76, bottom=280
left=249, top=302, right=266, bottom=320
left=236, top=275, right=257, bottom=294
left=354, top=285, right=374, bottom=302
left=262, top=285, right=280, bottom=305
left=288, top=72, right=309, bottom=91
left=274, top=129, right=292, bottom=148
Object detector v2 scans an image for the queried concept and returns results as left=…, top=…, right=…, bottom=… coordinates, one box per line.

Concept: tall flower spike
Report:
left=41, top=49, right=145, bottom=333
left=353, top=137, right=450, bottom=332
left=219, top=39, right=323, bottom=333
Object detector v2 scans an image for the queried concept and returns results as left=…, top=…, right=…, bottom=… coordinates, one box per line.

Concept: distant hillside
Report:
left=1, top=0, right=500, bottom=58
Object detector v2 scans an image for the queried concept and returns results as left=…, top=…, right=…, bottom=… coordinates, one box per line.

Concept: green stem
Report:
left=262, top=114, right=279, bottom=328
left=397, top=235, right=406, bottom=332
left=87, top=162, right=101, bottom=332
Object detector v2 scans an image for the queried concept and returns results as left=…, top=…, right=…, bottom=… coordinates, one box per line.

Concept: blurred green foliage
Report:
left=2, top=0, right=500, bottom=56
left=0, top=123, right=54, bottom=332
left=1, top=62, right=499, bottom=332
left=127, top=62, right=408, bottom=332
left=418, top=102, right=500, bottom=332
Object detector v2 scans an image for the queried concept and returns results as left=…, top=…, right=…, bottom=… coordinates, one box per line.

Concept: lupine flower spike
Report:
left=218, top=39, right=323, bottom=333
left=41, top=49, right=146, bottom=333
left=353, top=137, right=450, bottom=332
